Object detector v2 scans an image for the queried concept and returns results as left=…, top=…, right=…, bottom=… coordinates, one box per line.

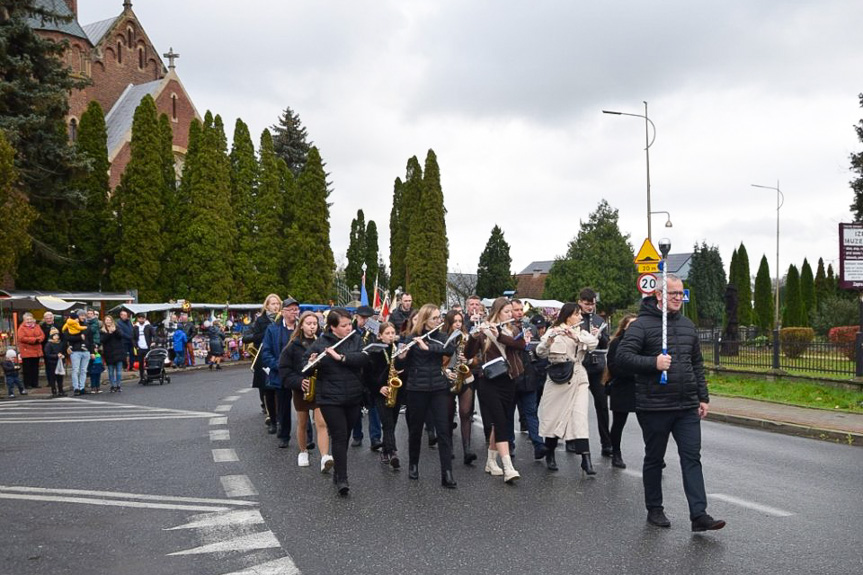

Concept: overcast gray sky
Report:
left=82, top=0, right=863, bottom=286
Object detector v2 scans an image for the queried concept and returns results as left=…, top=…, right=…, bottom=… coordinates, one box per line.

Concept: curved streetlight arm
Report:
left=602, top=110, right=657, bottom=149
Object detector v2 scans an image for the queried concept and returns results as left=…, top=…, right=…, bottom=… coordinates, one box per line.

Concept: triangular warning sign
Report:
left=634, top=238, right=662, bottom=264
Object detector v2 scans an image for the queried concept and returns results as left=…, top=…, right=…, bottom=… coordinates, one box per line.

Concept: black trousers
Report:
left=406, top=389, right=452, bottom=473
left=276, top=386, right=292, bottom=440
left=375, top=394, right=402, bottom=455
left=320, top=403, right=361, bottom=482
left=637, top=408, right=708, bottom=520
left=610, top=411, right=631, bottom=453
left=137, top=350, right=148, bottom=380
left=44, top=359, right=64, bottom=394
left=262, top=388, right=277, bottom=423
left=22, top=357, right=40, bottom=388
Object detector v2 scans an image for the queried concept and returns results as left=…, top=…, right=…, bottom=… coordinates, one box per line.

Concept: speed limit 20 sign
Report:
left=637, top=273, right=657, bottom=295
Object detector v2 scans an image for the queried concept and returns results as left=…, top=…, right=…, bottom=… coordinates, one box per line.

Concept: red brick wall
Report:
left=154, top=79, right=195, bottom=151
left=108, top=142, right=131, bottom=191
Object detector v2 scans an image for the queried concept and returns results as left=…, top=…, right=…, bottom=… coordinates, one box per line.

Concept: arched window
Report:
left=171, top=94, right=178, bottom=121
left=68, top=118, right=78, bottom=142
left=117, top=41, right=122, bottom=64
left=127, top=27, right=133, bottom=48
left=138, top=47, right=144, bottom=69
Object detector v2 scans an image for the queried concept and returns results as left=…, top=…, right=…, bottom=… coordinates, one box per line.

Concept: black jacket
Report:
left=279, top=336, right=315, bottom=392
left=616, top=297, right=708, bottom=412
left=606, top=337, right=636, bottom=413
left=101, top=329, right=127, bottom=365
left=518, top=341, right=547, bottom=393
left=44, top=340, right=64, bottom=363
left=581, top=312, right=609, bottom=376
left=132, top=323, right=155, bottom=350
left=302, top=331, right=368, bottom=406
left=397, top=329, right=456, bottom=393
left=64, top=327, right=94, bottom=354
left=364, top=342, right=396, bottom=394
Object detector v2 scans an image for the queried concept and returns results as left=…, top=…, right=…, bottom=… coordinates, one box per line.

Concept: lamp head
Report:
left=658, top=237, right=672, bottom=258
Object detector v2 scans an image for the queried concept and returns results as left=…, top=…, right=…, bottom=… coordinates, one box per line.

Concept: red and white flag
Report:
left=373, top=275, right=382, bottom=311
left=380, top=294, right=390, bottom=321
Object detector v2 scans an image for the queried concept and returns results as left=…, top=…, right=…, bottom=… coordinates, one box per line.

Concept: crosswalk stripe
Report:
left=216, top=556, right=301, bottom=575
left=220, top=475, right=257, bottom=498
left=0, top=485, right=257, bottom=507
left=167, top=530, right=281, bottom=556
left=213, top=449, right=239, bottom=462
left=210, top=429, right=230, bottom=441
left=0, top=399, right=219, bottom=424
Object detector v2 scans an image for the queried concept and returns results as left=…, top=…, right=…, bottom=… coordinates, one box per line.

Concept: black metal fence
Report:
left=696, top=329, right=857, bottom=377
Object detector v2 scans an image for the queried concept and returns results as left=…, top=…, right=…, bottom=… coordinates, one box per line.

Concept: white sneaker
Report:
left=320, top=454, right=334, bottom=473
left=298, top=451, right=310, bottom=467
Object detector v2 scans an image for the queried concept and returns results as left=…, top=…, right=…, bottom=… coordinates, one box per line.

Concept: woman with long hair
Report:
left=442, top=310, right=478, bottom=465
left=365, top=321, right=403, bottom=469
left=464, top=297, right=525, bottom=483
left=536, top=302, right=599, bottom=475
left=605, top=314, right=637, bottom=469
left=246, top=294, right=281, bottom=428
left=302, top=308, right=368, bottom=496
left=281, top=311, right=330, bottom=470
left=100, top=315, right=126, bottom=393
left=397, top=304, right=458, bottom=488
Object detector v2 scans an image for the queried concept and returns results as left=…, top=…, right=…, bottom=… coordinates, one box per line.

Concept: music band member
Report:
left=246, top=294, right=281, bottom=429
left=352, top=306, right=383, bottom=450
left=441, top=310, right=478, bottom=465
left=260, top=298, right=300, bottom=446
left=365, top=322, right=402, bottom=469
left=604, top=314, right=638, bottom=469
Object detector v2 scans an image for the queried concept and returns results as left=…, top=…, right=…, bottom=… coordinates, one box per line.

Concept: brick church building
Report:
left=29, top=0, right=199, bottom=189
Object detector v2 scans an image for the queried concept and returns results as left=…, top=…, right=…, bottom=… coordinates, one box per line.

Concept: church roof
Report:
left=82, top=16, right=118, bottom=46
left=27, top=0, right=90, bottom=42
left=105, top=80, right=163, bottom=157
left=517, top=260, right=555, bottom=275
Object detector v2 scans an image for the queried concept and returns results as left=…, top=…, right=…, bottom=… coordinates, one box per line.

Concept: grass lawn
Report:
left=709, top=372, right=863, bottom=413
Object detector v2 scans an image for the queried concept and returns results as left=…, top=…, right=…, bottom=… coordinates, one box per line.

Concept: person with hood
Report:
left=616, top=274, right=726, bottom=532
left=132, top=313, right=155, bottom=383
left=173, top=326, right=188, bottom=368
left=3, top=349, right=25, bottom=397
left=63, top=309, right=94, bottom=395
left=44, top=327, right=66, bottom=397
left=208, top=319, right=226, bottom=370
left=16, top=312, right=45, bottom=389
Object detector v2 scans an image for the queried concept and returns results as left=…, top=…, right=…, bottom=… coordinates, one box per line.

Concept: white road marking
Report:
left=210, top=417, right=228, bottom=425
left=213, top=449, right=239, bottom=462
left=0, top=415, right=216, bottom=424
left=167, top=530, right=281, bottom=556
left=0, top=485, right=257, bottom=507
left=217, top=556, right=301, bottom=575
left=164, top=509, right=265, bottom=531
left=237, top=388, right=255, bottom=394
left=0, top=493, right=233, bottom=513
left=709, top=493, right=795, bottom=517
left=0, top=399, right=219, bottom=424
left=223, top=395, right=241, bottom=402
left=210, top=429, right=230, bottom=441
left=220, top=475, right=258, bottom=498
left=215, top=404, right=233, bottom=412
left=621, top=469, right=643, bottom=478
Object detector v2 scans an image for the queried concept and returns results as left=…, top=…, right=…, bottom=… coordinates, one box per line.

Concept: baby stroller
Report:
left=142, top=348, right=172, bottom=385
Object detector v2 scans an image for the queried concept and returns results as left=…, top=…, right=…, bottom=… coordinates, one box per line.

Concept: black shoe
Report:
left=306, top=441, right=315, bottom=451
left=546, top=451, right=558, bottom=471
left=390, top=453, right=400, bottom=469
left=601, top=446, right=614, bottom=458
left=441, top=470, right=457, bottom=489
left=581, top=453, right=596, bottom=476
left=379, top=451, right=391, bottom=465
left=463, top=452, right=478, bottom=466
left=278, top=438, right=290, bottom=448
left=264, top=417, right=271, bottom=426
left=73, top=390, right=80, bottom=396
left=79, top=388, right=88, bottom=395
left=351, top=438, right=362, bottom=447
left=216, top=364, right=222, bottom=370
left=565, top=440, right=578, bottom=453
left=533, top=444, right=548, bottom=460
left=647, top=508, right=671, bottom=528
left=691, top=514, right=726, bottom=532
left=428, top=433, right=438, bottom=448
left=267, top=423, right=277, bottom=435
left=370, top=440, right=383, bottom=452
left=58, top=392, right=67, bottom=397
left=611, top=452, right=626, bottom=468
left=408, top=464, right=419, bottom=480
left=336, top=479, right=350, bottom=496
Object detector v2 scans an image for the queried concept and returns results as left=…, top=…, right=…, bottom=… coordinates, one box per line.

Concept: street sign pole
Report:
left=658, top=239, right=672, bottom=385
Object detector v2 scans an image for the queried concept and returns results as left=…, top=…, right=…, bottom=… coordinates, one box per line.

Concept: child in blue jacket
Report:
left=173, top=328, right=188, bottom=368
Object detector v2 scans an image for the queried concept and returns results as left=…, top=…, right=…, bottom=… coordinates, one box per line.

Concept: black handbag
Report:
left=547, top=361, right=575, bottom=384
left=481, top=356, right=509, bottom=380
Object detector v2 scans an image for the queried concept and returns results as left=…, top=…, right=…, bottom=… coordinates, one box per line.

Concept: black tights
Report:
left=546, top=436, right=589, bottom=454
left=375, top=395, right=402, bottom=455
left=447, top=387, right=475, bottom=453
left=610, top=411, right=630, bottom=453
left=319, top=404, right=361, bottom=482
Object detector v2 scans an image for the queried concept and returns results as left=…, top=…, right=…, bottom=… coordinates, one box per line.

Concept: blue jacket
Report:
left=260, top=319, right=294, bottom=389
left=116, top=318, right=133, bottom=343
left=172, top=329, right=188, bottom=352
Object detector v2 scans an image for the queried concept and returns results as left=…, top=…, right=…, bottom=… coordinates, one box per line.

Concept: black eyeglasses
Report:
left=665, top=291, right=685, bottom=298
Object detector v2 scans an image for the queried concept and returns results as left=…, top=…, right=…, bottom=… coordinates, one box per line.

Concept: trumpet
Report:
left=301, top=329, right=357, bottom=373
left=384, top=346, right=402, bottom=408
left=304, top=368, right=318, bottom=402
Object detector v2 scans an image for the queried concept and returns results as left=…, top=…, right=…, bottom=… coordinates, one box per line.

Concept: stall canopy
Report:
left=479, top=297, right=564, bottom=310
left=0, top=290, right=134, bottom=312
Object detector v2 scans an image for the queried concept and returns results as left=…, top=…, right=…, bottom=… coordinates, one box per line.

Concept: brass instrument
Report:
left=384, top=347, right=402, bottom=408
left=449, top=332, right=471, bottom=395
left=248, top=343, right=261, bottom=372
left=304, top=368, right=318, bottom=402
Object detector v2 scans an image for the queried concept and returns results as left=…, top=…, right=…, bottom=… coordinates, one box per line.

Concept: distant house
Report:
left=514, top=260, right=555, bottom=299
left=666, top=253, right=693, bottom=281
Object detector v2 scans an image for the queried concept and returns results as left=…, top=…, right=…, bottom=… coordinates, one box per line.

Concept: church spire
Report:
left=123, top=1, right=132, bottom=11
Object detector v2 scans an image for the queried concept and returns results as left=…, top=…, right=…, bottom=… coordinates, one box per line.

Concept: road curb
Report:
left=707, top=411, right=862, bottom=447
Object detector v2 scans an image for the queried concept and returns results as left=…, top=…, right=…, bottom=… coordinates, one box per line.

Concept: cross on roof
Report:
left=163, top=47, right=179, bottom=70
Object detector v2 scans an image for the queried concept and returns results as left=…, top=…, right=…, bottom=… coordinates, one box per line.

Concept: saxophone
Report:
left=304, top=368, right=318, bottom=402
left=449, top=332, right=471, bottom=395
left=384, top=347, right=402, bottom=408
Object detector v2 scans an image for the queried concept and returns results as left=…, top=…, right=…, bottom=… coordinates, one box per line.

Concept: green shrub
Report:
left=780, top=327, right=814, bottom=359
left=811, top=295, right=858, bottom=335
left=828, top=325, right=858, bottom=361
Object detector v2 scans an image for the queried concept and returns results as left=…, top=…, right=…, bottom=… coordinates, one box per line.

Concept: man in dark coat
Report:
left=616, top=274, right=725, bottom=532
left=351, top=305, right=382, bottom=450
left=261, top=298, right=300, bottom=443
left=387, top=293, right=413, bottom=333
left=116, top=310, right=134, bottom=370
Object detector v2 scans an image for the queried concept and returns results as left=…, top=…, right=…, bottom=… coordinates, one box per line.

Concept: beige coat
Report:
left=536, top=326, right=598, bottom=440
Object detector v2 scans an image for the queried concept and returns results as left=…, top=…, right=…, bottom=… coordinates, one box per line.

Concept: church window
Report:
left=138, top=47, right=144, bottom=69
left=68, top=118, right=78, bottom=142
left=171, top=94, right=178, bottom=121
left=127, top=27, right=134, bottom=48
left=117, top=41, right=122, bottom=64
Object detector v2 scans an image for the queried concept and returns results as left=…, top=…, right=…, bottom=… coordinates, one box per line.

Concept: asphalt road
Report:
left=1, top=366, right=861, bottom=575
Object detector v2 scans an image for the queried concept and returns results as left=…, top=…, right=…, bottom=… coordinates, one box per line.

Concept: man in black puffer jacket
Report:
left=617, top=274, right=725, bottom=533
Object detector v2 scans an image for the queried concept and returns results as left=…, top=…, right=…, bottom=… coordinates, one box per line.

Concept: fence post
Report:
left=772, top=329, right=780, bottom=370
left=714, top=337, right=721, bottom=366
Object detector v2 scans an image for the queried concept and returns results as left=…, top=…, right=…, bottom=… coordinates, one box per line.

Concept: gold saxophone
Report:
left=385, top=347, right=402, bottom=408
left=304, top=368, right=318, bottom=403
left=449, top=332, right=471, bottom=395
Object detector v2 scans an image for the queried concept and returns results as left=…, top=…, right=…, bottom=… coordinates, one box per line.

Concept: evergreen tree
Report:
left=109, top=95, right=166, bottom=300
left=782, top=264, right=806, bottom=327
left=687, top=242, right=727, bottom=327
left=229, top=119, right=258, bottom=302
left=406, top=150, right=448, bottom=305
left=286, top=147, right=333, bottom=301
left=389, top=177, right=406, bottom=290
left=365, top=220, right=381, bottom=291
left=543, top=200, right=637, bottom=314
left=736, top=243, right=753, bottom=326
left=345, top=209, right=367, bottom=294
left=850, top=94, right=863, bottom=221
left=69, top=101, right=110, bottom=290
left=0, top=130, right=35, bottom=280
left=159, top=114, right=176, bottom=198
left=814, top=257, right=828, bottom=311
left=753, top=255, right=774, bottom=333
left=475, top=225, right=515, bottom=298
left=250, top=129, right=286, bottom=299
left=728, top=248, right=739, bottom=290
left=683, top=280, right=699, bottom=324
left=270, top=106, right=310, bottom=177
left=278, top=157, right=299, bottom=292
left=826, top=264, right=838, bottom=298
left=402, top=156, right=424, bottom=289
left=800, top=258, right=815, bottom=318
left=180, top=112, right=236, bottom=301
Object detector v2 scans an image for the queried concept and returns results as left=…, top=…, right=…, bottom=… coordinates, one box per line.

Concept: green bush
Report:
left=780, top=327, right=815, bottom=359
left=811, top=295, right=858, bottom=336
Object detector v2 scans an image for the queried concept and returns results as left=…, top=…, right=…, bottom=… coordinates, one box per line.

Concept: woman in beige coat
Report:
left=537, top=302, right=599, bottom=475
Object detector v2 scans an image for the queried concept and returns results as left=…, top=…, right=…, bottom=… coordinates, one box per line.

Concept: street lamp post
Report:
left=650, top=211, right=673, bottom=229
left=752, top=181, right=784, bottom=370
left=603, top=102, right=656, bottom=241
